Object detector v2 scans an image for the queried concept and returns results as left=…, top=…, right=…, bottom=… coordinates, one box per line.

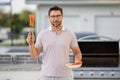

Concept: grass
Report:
left=0, top=38, right=27, bottom=46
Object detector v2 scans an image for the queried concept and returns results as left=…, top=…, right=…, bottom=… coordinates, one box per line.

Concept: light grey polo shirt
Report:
left=35, top=26, right=78, bottom=76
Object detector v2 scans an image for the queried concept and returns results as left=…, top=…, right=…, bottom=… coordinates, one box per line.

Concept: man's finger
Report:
left=28, top=32, right=32, bottom=36
left=27, top=32, right=32, bottom=38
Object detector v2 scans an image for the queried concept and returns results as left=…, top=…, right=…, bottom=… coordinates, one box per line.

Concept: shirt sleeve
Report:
left=35, top=31, right=43, bottom=48
left=70, top=32, right=78, bottom=49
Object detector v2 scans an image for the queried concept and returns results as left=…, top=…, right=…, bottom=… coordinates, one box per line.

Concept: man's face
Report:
left=49, top=10, right=63, bottom=28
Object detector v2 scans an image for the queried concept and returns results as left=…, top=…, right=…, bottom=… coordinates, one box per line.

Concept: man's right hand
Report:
left=26, top=32, right=35, bottom=45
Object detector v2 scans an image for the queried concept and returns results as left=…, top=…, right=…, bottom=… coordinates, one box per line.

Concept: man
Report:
left=26, top=5, right=82, bottom=80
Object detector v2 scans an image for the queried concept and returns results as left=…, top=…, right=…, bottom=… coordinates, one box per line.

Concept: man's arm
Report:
left=29, top=44, right=42, bottom=59
left=72, top=46, right=82, bottom=63
left=26, top=32, right=42, bottom=59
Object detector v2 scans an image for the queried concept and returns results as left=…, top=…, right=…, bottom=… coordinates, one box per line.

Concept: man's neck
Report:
left=51, top=25, right=62, bottom=32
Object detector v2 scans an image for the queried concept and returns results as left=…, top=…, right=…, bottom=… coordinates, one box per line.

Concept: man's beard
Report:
left=51, top=21, right=62, bottom=28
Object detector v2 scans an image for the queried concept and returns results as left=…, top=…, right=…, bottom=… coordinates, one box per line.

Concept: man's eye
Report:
left=50, top=15, right=62, bottom=18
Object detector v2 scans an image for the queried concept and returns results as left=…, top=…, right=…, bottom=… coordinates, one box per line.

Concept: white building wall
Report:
left=35, top=5, right=120, bottom=40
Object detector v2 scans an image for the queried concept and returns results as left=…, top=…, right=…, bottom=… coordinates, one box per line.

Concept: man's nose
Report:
left=54, top=17, right=59, bottom=20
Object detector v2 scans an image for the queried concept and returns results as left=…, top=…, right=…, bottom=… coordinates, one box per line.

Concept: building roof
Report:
left=26, top=0, right=120, bottom=5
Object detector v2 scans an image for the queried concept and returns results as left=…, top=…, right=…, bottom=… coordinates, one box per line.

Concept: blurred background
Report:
left=0, top=0, right=40, bottom=80
left=0, top=0, right=120, bottom=80
left=0, top=0, right=36, bottom=46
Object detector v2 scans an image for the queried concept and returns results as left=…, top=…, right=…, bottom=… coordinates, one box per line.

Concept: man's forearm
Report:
left=75, top=52, right=82, bottom=62
left=29, top=44, right=39, bottom=59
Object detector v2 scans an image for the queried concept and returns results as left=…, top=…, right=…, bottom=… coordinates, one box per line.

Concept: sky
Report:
left=0, top=0, right=36, bottom=14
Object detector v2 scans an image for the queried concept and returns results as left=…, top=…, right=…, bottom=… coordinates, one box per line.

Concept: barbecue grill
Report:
left=73, top=35, right=120, bottom=80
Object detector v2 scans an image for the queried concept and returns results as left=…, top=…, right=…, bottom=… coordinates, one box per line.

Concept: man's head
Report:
left=48, top=6, right=63, bottom=28
left=48, top=5, right=63, bottom=16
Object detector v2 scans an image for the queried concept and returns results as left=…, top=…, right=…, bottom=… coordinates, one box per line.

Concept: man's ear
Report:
left=48, top=15, right=50, bottom=19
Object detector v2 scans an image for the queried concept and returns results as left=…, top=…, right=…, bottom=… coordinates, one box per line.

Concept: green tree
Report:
left=0, top=9, right=11, bottom=28
left=19, top=9, right=33, bottom=27
left=4, top=12, right=11, bottom=28
left=11, top=14, right=23, bottom=38
left=0, top=9, right=5, bottom=27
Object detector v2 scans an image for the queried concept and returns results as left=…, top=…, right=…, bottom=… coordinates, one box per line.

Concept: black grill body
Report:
left=78, top=41, right=119, bottom=67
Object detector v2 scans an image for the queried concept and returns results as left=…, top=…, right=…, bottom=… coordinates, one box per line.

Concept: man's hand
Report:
left=66, top=61, right=83, bottom=69
left=26, top=32, right=35, bottom=45
left=67, top=61, right=83, bottom=66
left=74, top=61, right=83, bottom=65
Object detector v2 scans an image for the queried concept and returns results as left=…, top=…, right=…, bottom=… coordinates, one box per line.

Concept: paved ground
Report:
left=0, top=63, right=41, bottom=71
left=0, top=71, right=40, bottom=80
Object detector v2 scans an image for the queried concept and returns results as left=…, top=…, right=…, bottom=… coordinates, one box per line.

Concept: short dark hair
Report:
left=48, top=5, right=63, bottom=16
